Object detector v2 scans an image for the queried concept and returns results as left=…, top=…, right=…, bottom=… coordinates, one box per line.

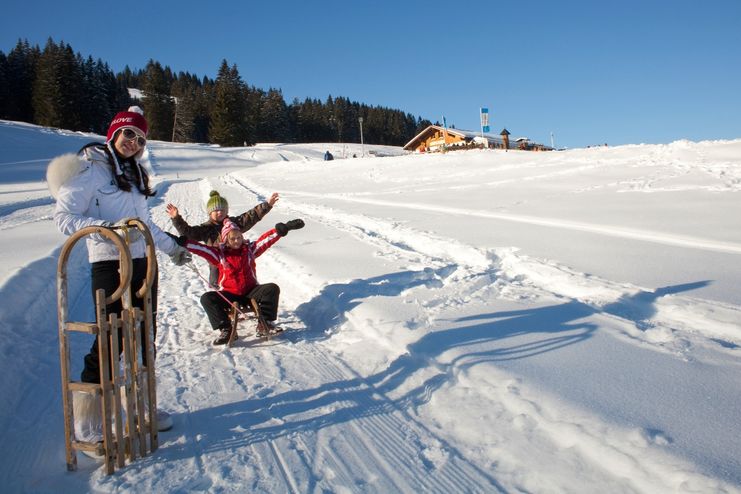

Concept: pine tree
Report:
left=171, top=72, right=205, bottom=142
left=242, top=85, right=262, bottom=145
left=286, top=98, right=301, bottom=143
left=209, top=60, right=247, bottom=146
left=6, top=39, right=38, bottom=122
left=290, top=98, right=315, bottom=142
left=79, top=55, right=112, bottom=133
left=32, top=39, right=64, bottom=128
left=118, top=66, right=136, bottom=91
left=141, top=60, right=175, bottom=141
left=0, top=51, right=8, bottom=119
left=101, top=60, right=132, bottom=133
left=193, top=76, right=214, bottom=143
left=1, top=38, right=427, bottom=146
left=259, top=88, right=290, bottom=142
left=32, top=39, right=83, bottom=130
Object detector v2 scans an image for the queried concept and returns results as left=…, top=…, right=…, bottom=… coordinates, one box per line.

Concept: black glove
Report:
left=165, top=231, right=188, bottom=247
left=275, top=219, right=305, bottom=237
left=170, top=246, right=192, bottom=266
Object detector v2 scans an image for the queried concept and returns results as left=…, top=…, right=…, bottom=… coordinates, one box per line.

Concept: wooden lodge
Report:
left=403, top=125, right=552, bottom=153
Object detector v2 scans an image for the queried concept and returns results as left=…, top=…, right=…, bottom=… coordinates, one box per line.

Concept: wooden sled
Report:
left=57, top=219, right=159, bottom=475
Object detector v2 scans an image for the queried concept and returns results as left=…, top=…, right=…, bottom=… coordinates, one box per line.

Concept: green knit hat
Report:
left=206, top=190, right=229, bottom=213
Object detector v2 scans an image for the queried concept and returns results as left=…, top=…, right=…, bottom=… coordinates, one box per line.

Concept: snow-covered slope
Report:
left=1, top=119, right=740, bottom=493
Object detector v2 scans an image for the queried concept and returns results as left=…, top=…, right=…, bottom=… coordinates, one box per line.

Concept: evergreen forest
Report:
left=0, top=39, right=432, bottom=147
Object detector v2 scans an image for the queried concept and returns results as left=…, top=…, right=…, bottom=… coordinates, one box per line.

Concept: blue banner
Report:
left=480, top=108, right=489, bottom=127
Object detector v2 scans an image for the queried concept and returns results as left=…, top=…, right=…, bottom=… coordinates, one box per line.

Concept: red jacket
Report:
left=185, top=228, right=281, bottom=295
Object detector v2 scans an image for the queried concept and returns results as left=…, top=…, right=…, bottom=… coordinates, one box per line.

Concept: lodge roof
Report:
left=403, top=125, right=552, bottom=152
left=403, top=125, right=507, bottom=150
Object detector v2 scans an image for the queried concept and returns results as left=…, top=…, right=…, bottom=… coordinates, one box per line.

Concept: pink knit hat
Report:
left=221, top=219, right=240, bottom=242
left=106, top=106, right=148, bottom=142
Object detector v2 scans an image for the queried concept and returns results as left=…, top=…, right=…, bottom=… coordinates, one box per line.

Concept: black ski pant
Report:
left=80, top=258, right=158, bottom=384
left=200, top=283, right=280, bottom=330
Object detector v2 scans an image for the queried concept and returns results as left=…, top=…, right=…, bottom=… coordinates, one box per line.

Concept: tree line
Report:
left=0, top=38, right=432, bottom=147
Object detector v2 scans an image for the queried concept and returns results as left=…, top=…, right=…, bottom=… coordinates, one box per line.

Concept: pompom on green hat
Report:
left=206, top=190, right=229, bottom=213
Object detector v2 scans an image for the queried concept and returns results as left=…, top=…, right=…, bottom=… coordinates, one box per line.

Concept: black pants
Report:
left=80, top=258, right=158, bottom=384
left=200, top=283, right=280, bottom=330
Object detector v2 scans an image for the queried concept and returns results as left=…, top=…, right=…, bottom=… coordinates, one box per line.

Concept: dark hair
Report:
left=79, top=142, right=155, bottom=197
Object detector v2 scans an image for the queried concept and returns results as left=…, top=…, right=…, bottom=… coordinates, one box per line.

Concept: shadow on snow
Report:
left=143, top=269, right=710, bottom=489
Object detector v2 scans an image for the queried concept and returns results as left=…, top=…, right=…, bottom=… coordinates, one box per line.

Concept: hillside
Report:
left=1, top=119, right=740, bottom=493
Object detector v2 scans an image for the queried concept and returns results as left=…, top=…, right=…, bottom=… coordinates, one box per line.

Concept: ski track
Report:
left=233, top=173, right=741, bottom=353
left=229, top=173, right=740, bottom=488
left=282, top=190, right=741, bottom=256
left=126, top=178, right=504, bottom=492
left=7, top=167, right=721, bottom=492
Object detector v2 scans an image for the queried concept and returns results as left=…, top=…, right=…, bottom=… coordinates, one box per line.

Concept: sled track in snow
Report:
left=137, top=175, right=741, bottom=492
left=281, top=190, right=741, bottom=255
left=142, top=178, right=505, bottom=492
left=296, top=345, right=505, bottom=493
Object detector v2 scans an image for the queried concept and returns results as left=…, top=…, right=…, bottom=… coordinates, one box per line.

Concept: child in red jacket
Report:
left=177, top=217, right=304, bottom=345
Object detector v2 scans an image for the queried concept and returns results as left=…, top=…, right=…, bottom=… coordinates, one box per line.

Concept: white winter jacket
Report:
left=53, top=144, right=178, bottom=263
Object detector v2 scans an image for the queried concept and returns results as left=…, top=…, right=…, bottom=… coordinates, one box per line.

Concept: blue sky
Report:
left=2, top=0, right=740, bottom=148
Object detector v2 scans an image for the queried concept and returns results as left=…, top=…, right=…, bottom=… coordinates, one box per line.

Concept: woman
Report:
left=49, top=106, right=190, bottom=441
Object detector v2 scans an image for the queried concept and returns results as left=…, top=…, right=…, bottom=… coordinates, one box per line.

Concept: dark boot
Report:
left=213, top=327, right=232, bottom=346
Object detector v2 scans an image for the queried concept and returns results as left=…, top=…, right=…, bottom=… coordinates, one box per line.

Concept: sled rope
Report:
left=185, top=261, right=252, bottom=318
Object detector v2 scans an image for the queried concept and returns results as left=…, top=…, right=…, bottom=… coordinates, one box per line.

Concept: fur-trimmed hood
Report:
left=46, top=153, right=86, bottom=199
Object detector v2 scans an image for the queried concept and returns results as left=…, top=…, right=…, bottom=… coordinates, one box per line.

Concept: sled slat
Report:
left=65, top=322, right=98, bottom=334
left=72, top=440, right=105, bottom=454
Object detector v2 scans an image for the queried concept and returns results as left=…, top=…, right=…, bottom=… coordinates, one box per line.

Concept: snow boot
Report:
left=73, top=391, right=102, bottom=443
left=256, top=319, right=280, bottom=336
left=213, top=327, right=232, bottom=345
left=73, top=391, right=104, bottom=460
left=157, top=410, right=173, bottom=431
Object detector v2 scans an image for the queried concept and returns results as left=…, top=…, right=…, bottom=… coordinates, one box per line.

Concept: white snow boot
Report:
left=157, top=410, right=173, bottom=431
left=73, top=391, right=104, bottom=460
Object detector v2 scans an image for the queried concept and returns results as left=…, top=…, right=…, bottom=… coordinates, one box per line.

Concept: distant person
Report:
left=48, top=106, right=191, bottom=444
left=173, top=217, right=305, bottom=345
left=166, top=190, right=279, bottom=286
left=324, top=150, right=334, bottom=161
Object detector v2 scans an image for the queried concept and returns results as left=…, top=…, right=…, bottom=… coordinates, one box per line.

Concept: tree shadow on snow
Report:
left=282, top=265, right=457, bottom=343
left=147, top=279, right=709, bottom=491
left=601, top=280, right=711, bottom=329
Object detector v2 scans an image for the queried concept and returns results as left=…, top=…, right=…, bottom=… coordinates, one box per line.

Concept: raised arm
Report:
left=168, top=233, right=221, bottom=266
left=252, top=218, right=305, bottom=258
left=233, top=194, right=278, bottom=232
left=169, top=208, right=219, bottom=242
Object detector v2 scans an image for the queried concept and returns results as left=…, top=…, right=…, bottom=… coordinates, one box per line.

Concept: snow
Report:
left=1, top=118, right=740, bottom=493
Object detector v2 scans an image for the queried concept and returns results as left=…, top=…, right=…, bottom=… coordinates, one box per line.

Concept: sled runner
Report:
left=57, top=220, right=159, bottom=475
left=226, top=298, right=283, bottom=347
